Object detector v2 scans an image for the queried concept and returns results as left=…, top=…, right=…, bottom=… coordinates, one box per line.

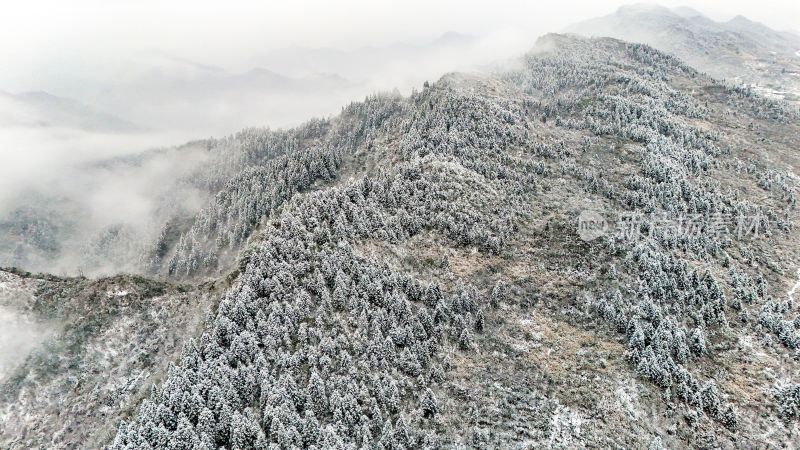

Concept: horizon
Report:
left=2, top=1, right=798, bottom=94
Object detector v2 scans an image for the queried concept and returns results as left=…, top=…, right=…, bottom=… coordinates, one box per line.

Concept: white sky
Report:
left=1, top=0, right=798, bottom=92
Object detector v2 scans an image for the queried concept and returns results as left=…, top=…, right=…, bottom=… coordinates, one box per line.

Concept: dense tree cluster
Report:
left=772, top=381, right=800, bottom=420
left=758, top=298, right=800, bottom=349
left=724, top=84, right=799, bottom=122
left=149, top=94, right=411, bottom=277
left=112, top=67, right=535, bottom=448
left=114, top=162, right=506, bottom=448
left=591, top=244, right=737, bottom=429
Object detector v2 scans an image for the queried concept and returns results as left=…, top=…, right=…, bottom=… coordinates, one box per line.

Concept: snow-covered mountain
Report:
left=566, top=4, right=800, bottom=101
left=2, top=31, right=800, bottom=448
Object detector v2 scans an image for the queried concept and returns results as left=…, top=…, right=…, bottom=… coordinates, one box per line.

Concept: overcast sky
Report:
left=1, top=0, right=798, bottom=92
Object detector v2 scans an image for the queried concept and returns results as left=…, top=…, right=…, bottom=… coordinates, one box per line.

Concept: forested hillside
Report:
left=2, top=33, right=800, bottom=448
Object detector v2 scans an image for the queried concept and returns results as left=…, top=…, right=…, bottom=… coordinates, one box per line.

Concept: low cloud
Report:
left=0, top=27, right=540, bottom=277
left=0, top=123, right=209, bottom=276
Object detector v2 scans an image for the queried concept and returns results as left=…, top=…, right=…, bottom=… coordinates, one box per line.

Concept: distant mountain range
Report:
left=15, top=32, right=499, bottom=136
left=97, top=57, right=356, bottom=100
left=250, top=31, right=480, bottom=79
left=566, top=4, right=800, bottom=101
left=0, top=90, right=138, bottom=132
left=66, top=57, right=363, bottom=135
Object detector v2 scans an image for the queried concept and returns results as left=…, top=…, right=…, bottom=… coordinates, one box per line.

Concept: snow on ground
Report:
left=106, top=289, right=130, bottom=298
left=788, top=267, right=800, bottom=304
left=752, top=84, right=788, bottom=100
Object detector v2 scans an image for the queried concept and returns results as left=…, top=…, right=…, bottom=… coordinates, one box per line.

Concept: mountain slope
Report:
left=565, top=4, right=800, bottom=102
left=2, top=33, right=800, bottom=448
left=0, top=269, right=214, bottom=448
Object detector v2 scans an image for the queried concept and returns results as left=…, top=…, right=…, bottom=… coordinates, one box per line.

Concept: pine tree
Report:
left=490, top=281, right=506, bottom=307
left=458, top=328, right=473, bottom=350
left=302, top=409, right=321, bottom=447
left=689, top=327, right=707, bottom=356
left=420, top=388, right=438, bottom=419
left=306, top=371, right=328, bottom=414
left=169, top=414, right=199, bottom=450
